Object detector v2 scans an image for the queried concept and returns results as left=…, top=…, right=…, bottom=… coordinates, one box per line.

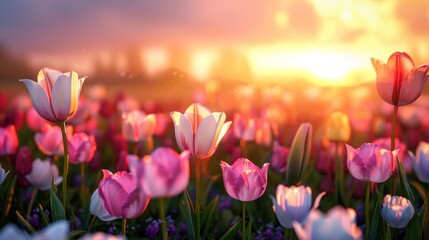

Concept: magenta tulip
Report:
left=270, top=141, right=289, bottom=173
left=20, top=67, right=86, bottom=122
left=371, top=52, right=429, bottom=106
left=67, top=132, right=96, bottom=164
left=130, top=147, right=190, bottom=198
left=233, top=113, right=257, bottom=141
left=171, top=103, right=231, bottom=159
left=121, top=110, right=156, bottom=142
left=346, top=143, right=397, bottom=183
left=0, top=125, right=18, bottom=156
left=15, top=146, right=33, bottom=176
left=25, top=158, right=63, bottom=190
left=220, top=158, right=269, bottom=201
left=90, top=188, right=117, bottom=221
left=35, top=124, right=64, bottom=156
left=98, top=170, right=150, bottom=219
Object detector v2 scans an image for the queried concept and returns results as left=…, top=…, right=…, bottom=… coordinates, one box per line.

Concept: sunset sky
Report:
left=1, top=0, right=429, bottom=85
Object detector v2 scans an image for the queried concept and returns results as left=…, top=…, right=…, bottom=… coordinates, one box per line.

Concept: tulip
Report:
left=346, top=143, right=396, bottom=183
left=0, top=164, right=9, bottom=186
left=170, top=103, right=231, bottom=159
left=413, top=141, right=429, bottom=183
left=327, top=111, right=351, bottom=143
left=79, top=232, right=125, bottom=240
left=98, top=170, right=150, bottom=219
left=26, top=107, right=50, bottom=131
left=287, top=123, right=313, bottom=185
left=271, top=185, right=325, bottom=228
left=373, top=137, right=413, bottom=173
left=270, top=141, right=288, bottom=173
left=220, top=158, right=269, bottom=202
left=381, top=194, right=415, bottom=228
left=67, top=133, right=96, bottom=164
left=371, top=52, right=429, bottom=106
left=0, top=220, right=69, bottom=240
left=35, top=124, right=64, bottom=156
left=130, top=147, right=190, bottom=198
left=255, top=120, right=272, bottom=147
left=25, top=158, right=63, bottom=191
left=293, top=206, right=362, bottom=240
left=90, top=188, right=117, bottom=221
left=116, top=97, right=140, bottom=114
left=121, top=110, right=157, bottom=142
left=0, top=125, right=18, bottom=156
left=233, top=113, right=257, bottom=141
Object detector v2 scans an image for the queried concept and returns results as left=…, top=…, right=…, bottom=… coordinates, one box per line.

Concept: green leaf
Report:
left=68, top=230, right=87, bottom=239
left=368, top=184, right=384, bottom=240
left=2, top=175, right=16, bottom=219
left=406, top=214, right=422, bottom=240
left=15, top=210, right=36, bottom=233
left=38, top=204, right=51, bottom=226
left=220, top=219, right=242, bottom=240
left=286, top=123, right=312, bottom=185
left=50, top=178, right=65, bottom=221
left=182, top=191, right=196, bottom=240
left=202, top=195, right=219, bottom=237
left=397, top=158, right=415, bottom=204
left=245, top=216, right=252, bottom=239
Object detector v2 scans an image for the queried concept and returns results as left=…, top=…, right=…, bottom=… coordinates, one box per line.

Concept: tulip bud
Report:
left=286, top=123, right=313, bottom=185
left=381, top=195, right=414, bottom=228
left=15, top=146, right=33, bottom=176
left=326, top=111, right=351, bottom=142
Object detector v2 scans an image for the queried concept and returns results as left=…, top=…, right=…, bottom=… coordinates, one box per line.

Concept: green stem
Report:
left=88, top=215, right=96, bottom=231
left=242, top=201, right=246, bottom=240
left=284, top=228, right=287, bottom=240
left=122, top=218, right=127, bottom=236
left=146, top=137, right=154, bottom=154
left=26, top=188, right=38, bottom=219
left=365, top=182, right=371, bottom=240
left=60, top=121, right=69, bottom=212
left=160, top=198, right=167, bottom=240
left=81, top=163, right=85, bottom=196
left=391, top=106, right=398, bottom=194
left=196, top=157, right=201, bottom=239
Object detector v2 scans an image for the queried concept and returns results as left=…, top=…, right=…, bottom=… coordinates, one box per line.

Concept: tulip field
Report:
left=1, top=51, right=429, bottom=240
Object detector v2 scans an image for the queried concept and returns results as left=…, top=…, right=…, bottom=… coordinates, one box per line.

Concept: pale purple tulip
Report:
left=67, top=98, right=89, bottom=126
left=26, top=107, right=50, bottom=131
left=220, top=158, right=269, bottom=202
left=130, top=147, right=190, bottom=198
left=25, top=158, right=63, bottom=190
left=293, top=206, right=362, bottom=240
left=271, top=185, right=325, bottom=228
left=381, top=195, right=415, bottom=228
left=0, top=125, right=18, bottom=156
left=67, top=132, right=96, bottom=164
left=90, top=188, right=117, bottom=221
left=346, top=143, right=397, bottom=183
left=98, top=170, right=150, bottom=219
left=121, top=110, right=156, bottom=142
left=0, top=164, right=9, bottom=186
left=0, top=220, right=68, bottom=240
left=171, top=103, right=231, bottom=159
left=35, top=124, right=64, bottom=156
left=414, top=141, right=429, bottom=183
left=233, top=113, right=257, bottom=141
left=20, top=67, right=86, bottom=122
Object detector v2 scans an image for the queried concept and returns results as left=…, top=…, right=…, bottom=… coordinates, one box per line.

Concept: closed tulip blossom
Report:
left=346, top=143, right=397, bottom=183
left=98, top=170, right=150, bottom=219
left=67, top=133, right=96, bottom=164
left=271, top=185, right=325, bottom=228
left=413, top=141, right=429, bottom=183
left=381, top=195, right=415, bottom=228
left=171, top=103, right=231, bottom=159
left=270, top=141, right=289, bottom=173
left=25, top=158, right=63, bottom=190
left=233, top=113, right=257, bottom=141
left=220, top=158, right=269, bottom=201
left=371, top=52, right=429, bottom=106
left=20, top=67, right=86, bottom=122
left=90, top=188, right=117, bottom=221
left=26, top=107, right=50, bottom=131
left=35, top=124, right=64, bottom=156
left=121, top=110, right=157, bottom=142
left=293, top=206, right=362, bottom=240
left=0, top=125, right=18, bottom=156
left=327, top=111, right=351, bottom=142
left=130, top=147, right=190, bottom=198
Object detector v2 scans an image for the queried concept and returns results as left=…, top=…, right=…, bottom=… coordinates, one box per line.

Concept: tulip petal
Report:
left=99, top=179, right=128, bottom=217
left=20, top=79, right=56, bottom=122
left=171, top=112, right=194, bottom=153
left=372, top=58, right=395, bottom=105
left=139, top=114, right=156, bottom=140
left=195, top=113, right=224, bottom=158
left=184, top=103, right=212, bottom=132
left=215, top=121, right=232, bottom=147
left=398, top=64, right=429, bottom=106
left=51, top=75, right=75, bottom=121
left=312, top=192, right=326, bottom=210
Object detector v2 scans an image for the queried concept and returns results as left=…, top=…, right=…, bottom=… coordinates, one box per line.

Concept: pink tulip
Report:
left=270, top=141, right=288, bottom=173
left=20, top=67, right=86, bottom=122
left=67, top=132, right=96, bottom=164
left=220, top=158, right=269, bottom=201
left=90, top=188, right=117, bottom=221
left=371, top=52, right=429, bottom=106
left=0, top=125, right=18, bottom=156
left=271, top=185, right=325, bottom=228
left=346, top=143, right=397, bottom=183
left=35, top=124, right=64, bottom=156
left=25, top=158, right=63, bottom=190
left=171, top=103, right=231, bottom=159
left=121, top=110, right=156, bottom=142
left=130, top=147, right=190, bottom=198
left=26, top=107, right=50, bottom=131
left=255, top=120, right=272, bottom=147
left=233, top=113, right=257, bottom=141
left=372, top=137, right=413, bottom=173
left=98, top=170, right=150, bottom=219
